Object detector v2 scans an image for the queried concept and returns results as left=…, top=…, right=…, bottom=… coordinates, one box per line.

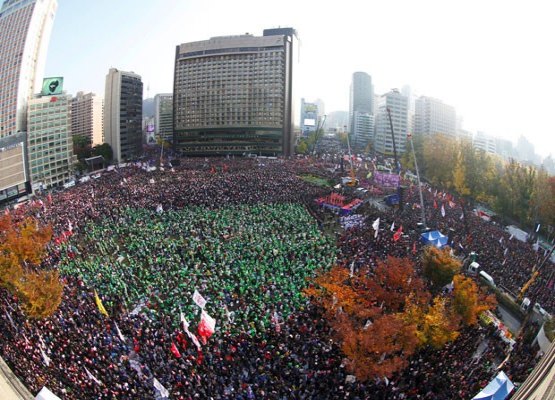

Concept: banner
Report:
left=193, top=290, right=207, bottom=309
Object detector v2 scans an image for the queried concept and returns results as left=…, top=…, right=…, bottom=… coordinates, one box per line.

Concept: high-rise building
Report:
left=300, top=98, right=319, bottom=137
left=374, top=89, right=409, bottom=155
left=27, top=94, right=75, bottom=190
left=173, top=28, right=297, bottom=156
left=154, top=93, right=173, bottom=143
left=0, top=0, right=57, bottom=204
left=71, top=92, right=103, bottom=145
left=349, top=72, right=373, bottom=134
left=473, top=131, right=496, bottom=154
left=104, top=68, right=143, bottom=162
left=414, top=96, right=456, bottom=137
left=352, top=112, right=374, bottom=151
left=516, top=135, right=537, bottom=163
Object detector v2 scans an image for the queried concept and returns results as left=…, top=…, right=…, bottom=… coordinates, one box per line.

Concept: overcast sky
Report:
left=42, top=0, right=554, bottom=158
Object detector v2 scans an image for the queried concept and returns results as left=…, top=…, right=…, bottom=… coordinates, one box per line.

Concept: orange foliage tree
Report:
left=452, top=274, right=496, bottom=326
left=0, top=214, right=63, bottom=318
left=305, top=257, right=431, bottom=380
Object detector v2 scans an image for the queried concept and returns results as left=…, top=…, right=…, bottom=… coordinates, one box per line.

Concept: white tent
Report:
left=35, top=387, right=62, bottom=400
left=472, top=371, right=514, bottom=400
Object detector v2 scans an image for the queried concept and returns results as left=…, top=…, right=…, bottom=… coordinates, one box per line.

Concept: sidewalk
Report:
left=0, top=357, right=33, bottom=400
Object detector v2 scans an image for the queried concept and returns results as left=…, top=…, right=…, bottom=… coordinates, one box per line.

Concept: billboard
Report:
left=303, top=118, right=316, bottom=127
left=41, top=77, right=64, bottom=96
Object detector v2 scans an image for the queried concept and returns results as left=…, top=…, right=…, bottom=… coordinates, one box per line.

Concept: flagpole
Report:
left=408, top=133, right=426, bottom=229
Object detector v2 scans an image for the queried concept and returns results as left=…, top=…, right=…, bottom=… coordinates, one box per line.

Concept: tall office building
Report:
left=352, top=111, right=374, bottom=151
left=0, top=0, right=57, bottom=204
left=300, top=98, right=319, bottom=137
left=154, top=93, right=173, bottom=143
left=349, top=72, right=373, bottom=134
left=414, top=96, right=456, bottom=137
left=173, top=28, right=297, bottom=156
left=104, top=68, right=143, bottom=162
left=473, top=131, right=496, bottom=154
left=71, top=92, right=103, bottom=145
left=27, top=94, right=75, bottom=190
left=374, top=89, right=409, bottom=155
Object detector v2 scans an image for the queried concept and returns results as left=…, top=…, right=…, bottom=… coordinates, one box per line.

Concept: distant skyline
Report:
left=38, top=0, right=554, bottom=157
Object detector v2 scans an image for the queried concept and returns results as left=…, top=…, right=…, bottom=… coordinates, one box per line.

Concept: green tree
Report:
left=92, top=143, right=113, bottom=163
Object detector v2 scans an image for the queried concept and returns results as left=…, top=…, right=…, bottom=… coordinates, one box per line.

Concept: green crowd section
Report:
left=59, top=204, right=337, bottom=334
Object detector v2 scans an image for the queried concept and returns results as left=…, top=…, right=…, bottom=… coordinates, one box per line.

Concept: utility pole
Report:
left=408, top=132, right=426, bottom=228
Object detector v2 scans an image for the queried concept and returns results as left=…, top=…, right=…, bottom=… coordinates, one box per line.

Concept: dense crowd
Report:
left=0, top=157, right=550, bottom=399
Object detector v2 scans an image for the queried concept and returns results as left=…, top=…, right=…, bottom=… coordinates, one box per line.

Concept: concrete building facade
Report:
left=352, top=111, right=374, bottom=151
left=0, top=0, right=57, bottom=204
left=349, top=72, right=373, bottom=135
left=473, top=131, right=496, bottom=154
left=374, top=89, right=409, bottom=155
left=173, top=28, right=297, bottom=156
left=104, top=68, right=143, bottom=162
left=71, top=91, right=103, bottom=145
left=154, top=93, right=173, bottom=143
left=27, top=94, right=75, bottom=190
left=414, top=96, right=456, bottom=137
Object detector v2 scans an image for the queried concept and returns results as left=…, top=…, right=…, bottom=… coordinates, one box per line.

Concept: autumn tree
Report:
left=452, top=274, right=496, bottom=326
left=419, top=297, right=460, bottom=348
left=342, top=314, right=419, bottom=381
left=0, top=214, right=64, bottom=318
left=422, top=246, right=462, bottom=291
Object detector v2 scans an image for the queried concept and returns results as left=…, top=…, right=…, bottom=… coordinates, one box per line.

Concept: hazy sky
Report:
left=42, top=0, right=554, bottom=158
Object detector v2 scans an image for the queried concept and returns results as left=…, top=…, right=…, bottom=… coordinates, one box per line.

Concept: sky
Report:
left=41, top=0, right=554, bottom=158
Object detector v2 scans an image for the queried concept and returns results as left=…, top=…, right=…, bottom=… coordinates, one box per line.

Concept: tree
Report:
left=422, top=246, right=462, bottom=291
left=295, top=139, right=309, bottom=155
left=92, top=143, right=113, bottom=163
left=452, top=274, right=496, bottom=326
left=419, top=297, right=460, bottom=348
left=0, top=214, right=64, bottom=319
left=342, top=314, right=419, bottom=381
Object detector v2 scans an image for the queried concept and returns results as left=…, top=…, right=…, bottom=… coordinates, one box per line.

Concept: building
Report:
left=71, top=92, right=103, bottom=145
left=473, top=131, right=496, bottom=154
left=516, top=135, right=537, bottom=163
left=374, top=89, right=409, bottom=155
left=173, top=28, right=297, bottom=156
left=104, top=68, right=143, bottom=162
left=325, top=111, right=349, bottom=132
left=154, top=93, right=173, bottom=143
left=352, top=111, right=374, bottom=152
left=27, top=93, right=75, bottom=190
left=495, top=137, right=515, bottom=160
left=349, top=72, right=373, bottom=135
left=0, top=0, right=57, bottom=204
left=300, top=98, right=319, bottom=137
left=414, top=96, right=456, bottom=137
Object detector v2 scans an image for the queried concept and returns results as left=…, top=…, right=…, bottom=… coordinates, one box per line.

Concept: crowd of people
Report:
left=0, top=157, right=550, bottom=399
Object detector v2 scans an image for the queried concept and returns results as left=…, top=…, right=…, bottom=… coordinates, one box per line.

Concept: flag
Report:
left=460, top=213, right=464, bottom=220
left=349, top=261, right=355, bottom=278
left=393, top=226, right=403, bottom=242
left=94, top=290, right=109, bottom=317
left=156, top=204, right=163, bottom=213
left=181, top=312, right=201, bottom=349
left=180, top=311, right=189, bottom=330
left=85, top=367, right=103, bottom=385
left=535, top=223, right=541, bottom=233
left=170, top=342, right=181, bottom=358
left=412, top=241, right=417, bottom=254
left=441, top=204, right=445, bottom=217
left=373, top=218, right=380, bottom=238
left=41, top=348, right=51, bottom=366
left=390, top=222, right=395, bottom=232
left=153, top=378, right=169, bottom=398
left=504, top=248, right=508, bottom=256
left=192, top=290, right=207, bottom=309
left=499, top=237, right=503, bottom=244
left=509, top=234, right=514, bottom=241
left=115, top=322, right=126, bottom=342
left=433, top=200, right=438, bottom=209
left=198, top=310, right=216, bottom=343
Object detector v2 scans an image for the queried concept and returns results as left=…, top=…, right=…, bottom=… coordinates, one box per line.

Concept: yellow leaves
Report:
left=452, top=274, right=496, bottom=326
left=0, top=214, right=63, bottom=319
left=422, top=246, right=462, bottom=290
left=420, top=297, right=459, bottom=349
